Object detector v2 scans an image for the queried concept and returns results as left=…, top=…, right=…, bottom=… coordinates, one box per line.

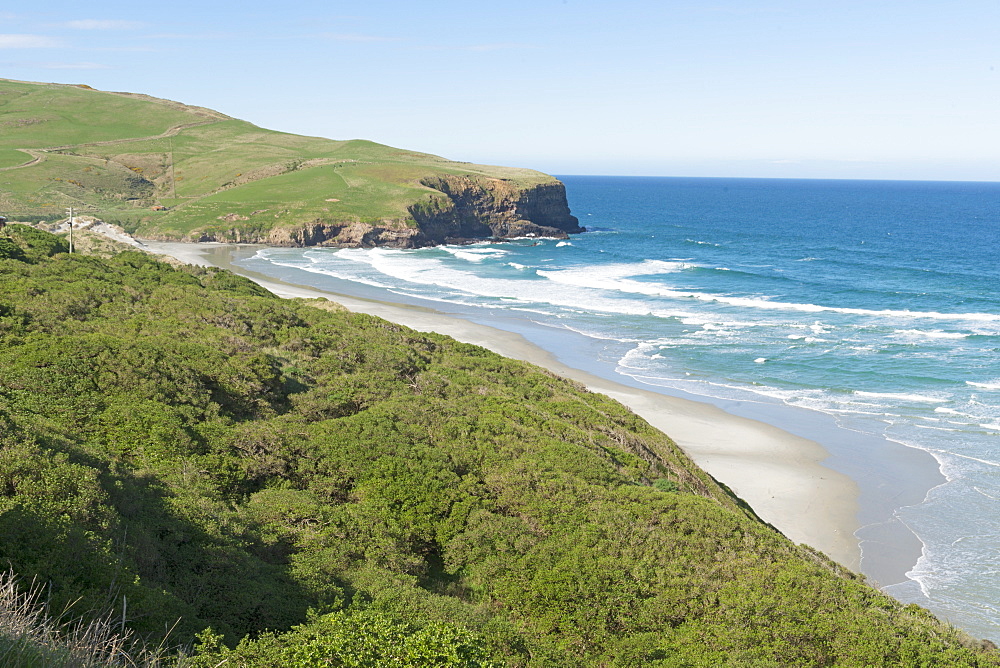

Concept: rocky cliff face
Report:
left=410, top=175, right=583, bottom=245
left=188, top=175, right=582, bottom=248
left=261, top=221, right=421, bottom=247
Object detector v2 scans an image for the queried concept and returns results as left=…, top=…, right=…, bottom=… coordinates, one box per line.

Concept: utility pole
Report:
left=66, top=207, right=74, bottom=253
left=169, top=136, right=177, bottom=199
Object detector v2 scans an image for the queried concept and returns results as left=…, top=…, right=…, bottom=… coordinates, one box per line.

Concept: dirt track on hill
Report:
left=0, top=119, right=219, bottom=172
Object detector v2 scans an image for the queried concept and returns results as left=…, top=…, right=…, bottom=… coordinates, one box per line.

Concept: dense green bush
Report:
left=0, top=229, right=996, bottom=666
left=0, top=238, right=28, bottom=262
left=3, top=223, right=69, bottom=261
left=190, top=609, right=497, bottom=667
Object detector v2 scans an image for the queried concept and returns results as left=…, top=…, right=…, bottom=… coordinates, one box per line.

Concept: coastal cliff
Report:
left=190, top=175, right=583, bottom=248
left=410, top=174, right=583, bottom=244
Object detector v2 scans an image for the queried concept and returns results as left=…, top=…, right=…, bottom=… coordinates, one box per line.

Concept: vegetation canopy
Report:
left=0, top=225, right=995, bottom=666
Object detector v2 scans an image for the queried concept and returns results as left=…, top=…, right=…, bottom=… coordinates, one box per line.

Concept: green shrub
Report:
left=653, top=478, right=679, bottom=492
left=4, top=223, right=69, bottom=260
left=0, top=238, right=28, bottom=262
left=191, top=609, right=497, bottom=667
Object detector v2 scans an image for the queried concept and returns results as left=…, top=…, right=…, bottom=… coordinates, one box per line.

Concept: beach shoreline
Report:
left=141, top=240, right=942, bottom=580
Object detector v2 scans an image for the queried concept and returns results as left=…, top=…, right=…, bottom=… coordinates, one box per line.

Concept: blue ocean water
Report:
left=235, top=176, right=1000, bottom=640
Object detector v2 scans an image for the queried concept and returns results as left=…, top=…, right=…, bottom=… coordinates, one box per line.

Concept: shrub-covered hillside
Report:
left=0, top=226, right=996, bottom=666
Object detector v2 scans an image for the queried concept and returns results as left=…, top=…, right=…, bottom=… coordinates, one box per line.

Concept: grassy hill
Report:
left=0, top=79, right=579, bottom=246
left=0, top=226, right=997, bottom=666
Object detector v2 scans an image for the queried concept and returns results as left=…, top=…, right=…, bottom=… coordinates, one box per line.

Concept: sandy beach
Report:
left=139, top=240, right=874, bottom=572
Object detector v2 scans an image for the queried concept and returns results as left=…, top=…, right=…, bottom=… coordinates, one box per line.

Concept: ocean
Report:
left=231, top=175, right=1000, bottom=641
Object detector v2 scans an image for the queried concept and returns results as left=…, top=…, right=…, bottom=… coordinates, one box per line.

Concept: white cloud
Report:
left=0, top=34, right=63, bottom=48
left=65, top=19, right=145, bottom=30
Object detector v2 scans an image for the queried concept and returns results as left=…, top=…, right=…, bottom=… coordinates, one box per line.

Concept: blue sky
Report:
left=2, top=1, right=998, bottom=181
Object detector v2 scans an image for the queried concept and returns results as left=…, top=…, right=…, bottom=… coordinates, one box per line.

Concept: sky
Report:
left=1, top=1, right=998, bottom=181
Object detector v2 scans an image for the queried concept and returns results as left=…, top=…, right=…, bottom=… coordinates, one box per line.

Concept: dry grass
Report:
left=0, top=570, right=182, bottom=667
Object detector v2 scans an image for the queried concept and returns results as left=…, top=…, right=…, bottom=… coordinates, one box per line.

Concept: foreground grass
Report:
left=0, top=570, right=174, bottom=667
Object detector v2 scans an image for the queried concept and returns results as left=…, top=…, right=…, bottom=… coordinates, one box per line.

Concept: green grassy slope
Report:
left=0, top=79, right=560, bottom=242
left=0, top=226, right=996, bottom=666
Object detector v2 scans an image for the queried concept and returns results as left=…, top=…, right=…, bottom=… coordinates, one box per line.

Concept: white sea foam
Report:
left=440, top=246, right=509, bottom=262
left=507, top=234, right=564, bottom=241
left=713, top=298, right=1000, bottom=322
left=854, top=391, right=949, bottom=404
left=556, top=323, right=646, bottom=344
left=935, top=408, right=970, bottom=419
left=538, top=267, right=1000, bottom=323
left=893, top=329, right=969, bottom=340
left=305, top=248, right=700, bottom=321
left=256, top=249, right=396, bottom=288
left=923, top=449, right=1000, bottom=468
left=538, top=258, right=696, bottom=283
left=973, top=487, right=1000, bottom=501
left=680, top=316, right=763, bottom=328
left=967, top=381, right=1000, bottom=391
left=264, top=248, right=1000, bottom=334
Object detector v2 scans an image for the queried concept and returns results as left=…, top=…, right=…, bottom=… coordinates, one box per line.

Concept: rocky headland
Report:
left=189, top=175, right=583, bottom=248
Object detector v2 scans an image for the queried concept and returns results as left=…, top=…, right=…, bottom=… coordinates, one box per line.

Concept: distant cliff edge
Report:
left=236, top=175, right=584, bottom=248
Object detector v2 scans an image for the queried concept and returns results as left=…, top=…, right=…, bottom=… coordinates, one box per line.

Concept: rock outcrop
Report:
left=409, top=175, right=583, bottom=245
left=261, top=221, right=422, bottom=248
